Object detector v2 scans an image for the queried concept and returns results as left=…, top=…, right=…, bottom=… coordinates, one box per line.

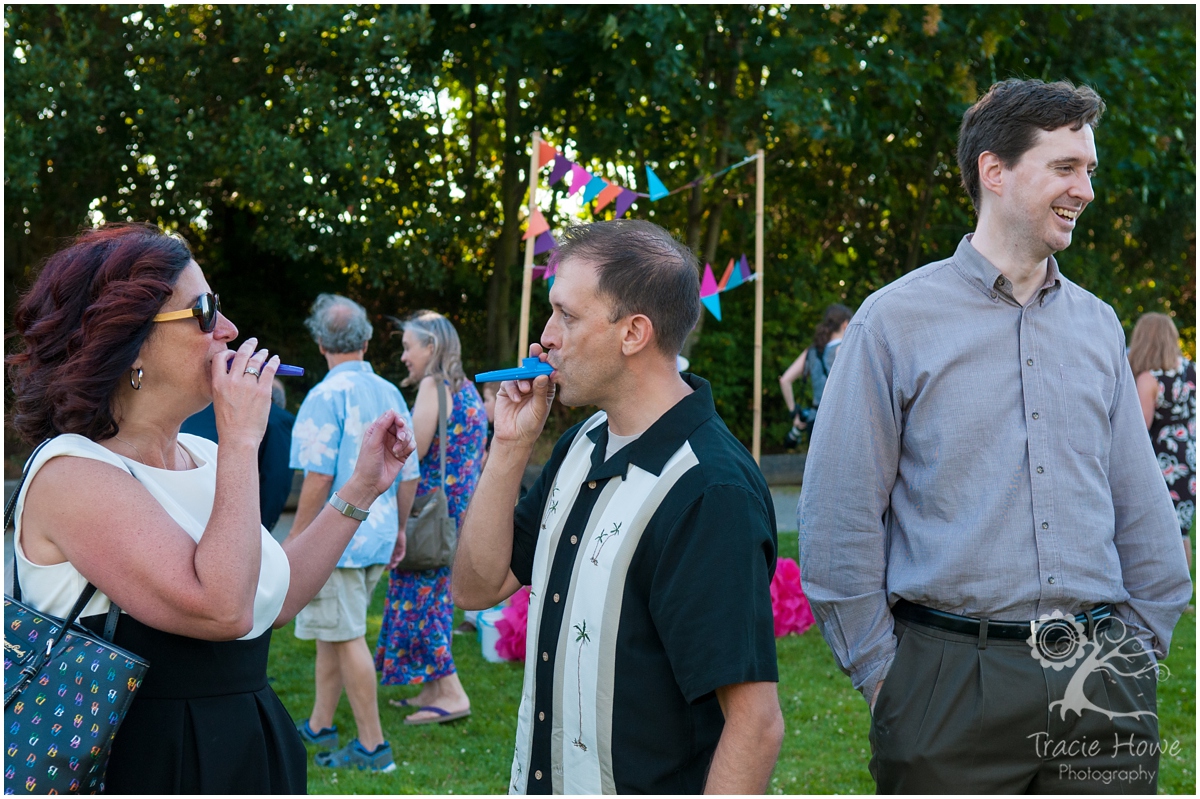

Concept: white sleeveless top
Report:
left=13, top=433, right=291, bottom=640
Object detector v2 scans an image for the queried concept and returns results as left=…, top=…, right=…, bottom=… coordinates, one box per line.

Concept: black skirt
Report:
left=80, top=612, right=306, bottom=794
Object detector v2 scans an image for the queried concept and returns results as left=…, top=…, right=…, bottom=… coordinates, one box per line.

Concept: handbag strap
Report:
left=435, top=380, right=448, bottom=495
left=6, top=439, right=52, bottom=601
left=5, top=438, right=122, bottom=643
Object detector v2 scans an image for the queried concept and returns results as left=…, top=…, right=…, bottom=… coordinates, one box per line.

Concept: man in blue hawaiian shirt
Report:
left=286, top=293, right=420, bottom=773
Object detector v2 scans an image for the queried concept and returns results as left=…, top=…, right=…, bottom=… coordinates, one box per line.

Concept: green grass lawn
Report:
left=267, top=534, right=1196, bottom=794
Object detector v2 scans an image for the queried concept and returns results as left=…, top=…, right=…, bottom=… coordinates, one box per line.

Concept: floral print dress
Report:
left=1149, top=360, right=1196, bottom=536
left=376, top=379, right=487, bottom=684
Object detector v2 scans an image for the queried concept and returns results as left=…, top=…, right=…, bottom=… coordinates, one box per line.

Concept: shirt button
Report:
left=542, top=651, right=549, bottom=662
left=1026, top=359, right=1034, bottom=366
left=1042, top=522, right=1049, bottom=530
left=588, top=481, right=597, bottom=489
left=535, top=770, right=543, bottom=780
left=1031, top=412, right=1039, bottom=420
left=553, top=593, right=560, bottom=603
left=538, top=711, right=545, bottom=721
left=1048, top=576, right=1056, bottom=584
left=570, top=535, right=578, bottom=545
left=1037, top=466, right=1044, bottom=474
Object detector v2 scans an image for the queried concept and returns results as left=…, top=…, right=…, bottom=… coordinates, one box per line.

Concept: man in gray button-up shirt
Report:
left=799, top=79, right=1191, bottom=793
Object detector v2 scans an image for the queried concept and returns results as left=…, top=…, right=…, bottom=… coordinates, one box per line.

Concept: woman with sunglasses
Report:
left=6, top=223, right=415, bottom=793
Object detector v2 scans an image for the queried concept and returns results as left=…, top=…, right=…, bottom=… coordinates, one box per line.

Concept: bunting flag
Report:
left=547, top=275, right=555, bottom=289
left=581, top=175, right=608, bottom=204
left=700, top=262, right=720, bottom=297
left=698, top=253, right=756, bottom=322
left=532, top=265, right=548, bottom=280
left=548, top=157, right=572, bottom=186
left=614, top=189, right=638, bottom=218
left=523, top=207, right=550, bottom=240
left=645, top=166, right=670, bottom=201
left=533, top=229, right=557, bottom=256
left=567, top=164, right=592, bottom=197
left=722, top=257, right=744, bottom=291
left=532, top=140, right=760, bottom=226
left=594, top=182, right=622, bottom=211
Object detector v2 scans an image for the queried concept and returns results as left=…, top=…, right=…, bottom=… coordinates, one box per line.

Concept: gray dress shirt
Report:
left=797, top=235, right=1192, bottom=703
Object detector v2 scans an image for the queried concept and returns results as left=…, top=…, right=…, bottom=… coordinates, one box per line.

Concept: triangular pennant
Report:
left=723, top=257, right=744, bottom=291
left=547, top=275, right=555, bottom=290
left=594, top=183, right=623, bottom=211
left=522, top=207, right=550, bottom=240
left=533, top=229, right=557, bottom=256
left=701, top=292, right=722, bottom=321
left=538, top=140, right=558, bottom=167
left=614, top=189, right=638, bottom=218
left=645, top=166, right=670, bottom=201
left=548, top=157, right=572, bottom=186
left=717, top=259, right=735, bottom=291
left=739, top=253, right=752, bottom=280
left=532, top=265, right=548, bottom=280
left=581, top=175, right=608, bottom=204
left=700, top=262, right=720, bottom=297
left=567, top=164, right=592, bottom=197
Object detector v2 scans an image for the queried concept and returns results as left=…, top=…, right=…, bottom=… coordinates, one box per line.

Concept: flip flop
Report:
left=388, top=698, right=418, bottom=709
left=403, top=705, right=472, bottom=726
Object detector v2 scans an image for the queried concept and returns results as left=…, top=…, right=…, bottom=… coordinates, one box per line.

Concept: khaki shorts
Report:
left=294, top=564, right=386, bottom=642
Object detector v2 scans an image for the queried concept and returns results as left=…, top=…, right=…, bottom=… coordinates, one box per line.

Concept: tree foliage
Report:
left=6, top=4, right=1194, bottom=450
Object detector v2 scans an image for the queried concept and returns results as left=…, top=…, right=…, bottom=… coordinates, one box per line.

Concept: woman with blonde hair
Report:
left=1129, top=312, right=1195, bottom=568
left=375, top=310, right=487, bottom=724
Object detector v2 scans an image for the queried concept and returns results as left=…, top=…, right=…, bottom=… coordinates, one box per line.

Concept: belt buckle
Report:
left=1029, top=614, right=1088, bottom=663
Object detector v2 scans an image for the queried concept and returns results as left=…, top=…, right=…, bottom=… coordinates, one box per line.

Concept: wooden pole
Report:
left=752, top=149, right=765, bottom=464
left=517, top=131, right=542, bottom=363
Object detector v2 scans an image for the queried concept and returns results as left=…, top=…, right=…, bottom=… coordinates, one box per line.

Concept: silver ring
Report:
left=244, top=366, right=261, bottom=378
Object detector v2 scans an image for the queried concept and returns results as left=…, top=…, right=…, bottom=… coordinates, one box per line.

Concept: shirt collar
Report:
left=583, top=373, right=717, bottom=481
left=954, top=234, right=1063, bottom=305
left=328, top=359, right=374, bottom=376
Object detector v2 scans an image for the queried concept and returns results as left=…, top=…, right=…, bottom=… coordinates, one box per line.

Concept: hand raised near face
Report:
left=492, top=343, right=556, bottom=450
left=211, top=337, right=279, bottom=450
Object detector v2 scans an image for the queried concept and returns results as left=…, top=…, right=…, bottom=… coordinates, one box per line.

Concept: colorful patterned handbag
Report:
left=3, top=443, right=149, bottom=794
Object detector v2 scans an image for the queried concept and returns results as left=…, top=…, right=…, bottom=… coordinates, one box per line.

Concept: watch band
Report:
left=329, top=492, right=370, bottom=521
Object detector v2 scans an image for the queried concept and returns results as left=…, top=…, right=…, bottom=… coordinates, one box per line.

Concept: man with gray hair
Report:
left=286, top=293, right=420, bottom=773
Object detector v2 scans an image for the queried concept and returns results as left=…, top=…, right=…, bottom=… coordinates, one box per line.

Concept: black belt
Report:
left=893, top=598, right=1113, bottom=641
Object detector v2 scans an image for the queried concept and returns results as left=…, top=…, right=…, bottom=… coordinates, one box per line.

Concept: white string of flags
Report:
left=522, top=139, right=759, bottom=319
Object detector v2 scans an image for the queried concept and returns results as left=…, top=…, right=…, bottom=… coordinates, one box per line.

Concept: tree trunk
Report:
left=903, top=148, right=941, bottom=275
left=486, top=66, right=525, bottom=365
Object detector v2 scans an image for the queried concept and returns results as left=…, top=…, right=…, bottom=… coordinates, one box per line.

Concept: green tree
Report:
left=6, top=4, right=1193, bottom=455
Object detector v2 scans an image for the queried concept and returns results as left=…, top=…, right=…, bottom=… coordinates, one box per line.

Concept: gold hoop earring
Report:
left=130, top=368, right=143, bottom=391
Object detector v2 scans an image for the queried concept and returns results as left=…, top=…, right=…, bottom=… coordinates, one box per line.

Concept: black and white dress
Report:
left=13, top=433, right=306, bottom=794
left=1148, top=359, right=1197, bottom=535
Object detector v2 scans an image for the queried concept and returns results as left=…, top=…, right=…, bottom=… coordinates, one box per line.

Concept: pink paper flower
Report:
left=494, top=586, right=531, bottom=661
left=770, top=557, right=815, bottom=638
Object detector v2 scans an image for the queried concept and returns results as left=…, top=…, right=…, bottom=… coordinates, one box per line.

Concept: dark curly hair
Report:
left=6, top=223, right=193, bottom=444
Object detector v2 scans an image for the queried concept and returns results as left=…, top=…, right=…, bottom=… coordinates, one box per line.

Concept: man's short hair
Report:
left=304, top=293, right=373, bottom=353
left=956, top=79, right=1106, bottom=211
left=551, top=220, right=700, bottom=356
